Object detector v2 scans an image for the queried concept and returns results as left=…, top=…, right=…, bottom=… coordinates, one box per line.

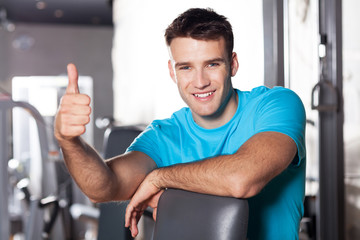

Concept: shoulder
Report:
left=249, top=86, right=304, bottom=111
left=236, top=86, right=297, bottom=101
left=150, top=107, right=189, bottom=129
left=265, top=86, right=300, bottom=98
left=250, top=87, right=306, bottom=166
left=140, top=107, right=190, bottom=138
left=236, top=86, right=304, bottom=114
left=247, top=86, right=299, bottom=99
left=127, top=107, right=190, bottom=167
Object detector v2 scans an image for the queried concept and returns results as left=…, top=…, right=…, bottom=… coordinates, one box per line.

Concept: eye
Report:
left=207, top=62, right=220, bottom=68
left=179, top=66, right=191, bottom=70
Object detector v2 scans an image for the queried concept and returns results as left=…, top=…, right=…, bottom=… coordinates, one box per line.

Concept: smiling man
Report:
left=168, top=36, right=238, bottom=128
left=55, top=8, right=306, bottom=240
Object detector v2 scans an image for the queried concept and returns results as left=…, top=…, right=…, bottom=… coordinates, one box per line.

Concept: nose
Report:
left=193, top=69, right=210, bottom=89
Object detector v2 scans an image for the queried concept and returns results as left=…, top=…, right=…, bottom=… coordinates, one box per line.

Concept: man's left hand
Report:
left=125, top=171, right=163, bottom=238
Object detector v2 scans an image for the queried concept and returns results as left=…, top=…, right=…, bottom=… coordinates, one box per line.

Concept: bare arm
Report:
left=55, top=63, right=156, bottom=203
left=58, top=137, right=155, bottom=202
left=150, top=131, right=297, bottom=198
left=125, top=131, right=297, bottom=237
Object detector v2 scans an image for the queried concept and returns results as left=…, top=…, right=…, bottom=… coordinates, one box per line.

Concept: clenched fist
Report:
left=54, top=63, right=92, bottom=141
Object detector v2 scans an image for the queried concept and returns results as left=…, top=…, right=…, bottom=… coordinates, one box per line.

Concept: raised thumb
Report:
left=66, top=63, right=80, bottom=94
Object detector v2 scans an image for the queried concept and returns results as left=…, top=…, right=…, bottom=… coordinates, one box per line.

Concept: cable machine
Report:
left=0, top=96, right=64, bottom=239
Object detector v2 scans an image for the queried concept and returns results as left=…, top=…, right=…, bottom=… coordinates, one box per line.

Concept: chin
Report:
left=194, top=108, right=218, bottom=118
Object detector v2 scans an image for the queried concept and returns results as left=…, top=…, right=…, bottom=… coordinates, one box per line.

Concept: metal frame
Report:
left=317, top=0, right=345, bottom=239
left=263, top=0, right=285, bottom=88
left=263, top=0, right=345, bottom=238
left=0, top=99, right=12, bottom=240
left=0, top=98, right=57, bottom=239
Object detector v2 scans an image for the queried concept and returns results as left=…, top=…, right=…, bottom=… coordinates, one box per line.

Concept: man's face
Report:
left=168, top=37, right=239, bottom=126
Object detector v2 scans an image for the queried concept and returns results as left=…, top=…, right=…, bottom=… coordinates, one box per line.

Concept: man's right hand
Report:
left=54, top=63, right=92, bottom=141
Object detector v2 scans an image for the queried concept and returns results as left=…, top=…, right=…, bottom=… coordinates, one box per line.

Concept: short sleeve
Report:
left=126, top=122, right=163, bottom=167
left=254, top=87, right=306, bottom=166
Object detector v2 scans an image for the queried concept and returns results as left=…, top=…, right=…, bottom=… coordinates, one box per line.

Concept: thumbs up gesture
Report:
left=54, top=63, right=92, bottom=141
left=66, top=63, right=80, bottom=94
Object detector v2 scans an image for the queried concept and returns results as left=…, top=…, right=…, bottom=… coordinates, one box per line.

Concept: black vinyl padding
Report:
left=98, top=126, right=143, bottom=240
left=152, top=189, right=248, bottom=240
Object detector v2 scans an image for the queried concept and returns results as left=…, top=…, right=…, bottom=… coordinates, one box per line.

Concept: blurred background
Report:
left=0, top=0, right=358, bottom=239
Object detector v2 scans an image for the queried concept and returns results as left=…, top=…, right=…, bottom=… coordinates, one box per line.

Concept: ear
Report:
left=168, top=60, right=177, bottom=83
left=230, top=52, right=239, bottom=77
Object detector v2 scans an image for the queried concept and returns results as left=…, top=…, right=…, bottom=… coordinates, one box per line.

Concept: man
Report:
left=55, top=8, right=306, bottom=239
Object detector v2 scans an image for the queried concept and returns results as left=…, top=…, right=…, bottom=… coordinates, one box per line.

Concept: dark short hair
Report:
left=165, top=8, right=234, bottom=59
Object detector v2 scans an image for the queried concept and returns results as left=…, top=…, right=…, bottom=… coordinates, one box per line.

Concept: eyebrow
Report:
left=204, top=58, right=226, bottom=65
left=174, top=62, right=191, bottom=69
left=174, top=58, right=226, bottom=68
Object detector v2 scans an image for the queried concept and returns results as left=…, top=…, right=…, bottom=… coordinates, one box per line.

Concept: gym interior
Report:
left=0, top=0, right=358, bottom=239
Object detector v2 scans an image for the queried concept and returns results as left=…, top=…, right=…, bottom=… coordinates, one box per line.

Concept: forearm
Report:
left=150, top=155, right=244, bottom=198
left=58, top=137, right=118, bottom=202
left=54, top=63, right=155, bottom=203
left=124, top=132, right=296, bottom=238
left=148, top=132, right=297, bottom=198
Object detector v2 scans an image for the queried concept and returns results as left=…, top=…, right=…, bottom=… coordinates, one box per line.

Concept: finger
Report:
left=130, top=214, right=139, bottom=237
left=61, top=114, right=91, bottom=126
left=69, top=105, right=91, bottom=116
left=59, top=102, right=91, bottom=116
left=66, top=63, right=80, bottom=94
left=153, top=207, right=157, bottom=221
left=61, top=93, right=91, bottom=105
left=125, top=205, right=133, bottom=227
left=59, top=125, right=86, bottom=138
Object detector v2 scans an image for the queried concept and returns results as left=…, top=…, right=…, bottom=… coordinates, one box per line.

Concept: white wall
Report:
left=343, top=0, right=360, bottom=238
left=288, top=0, right=320, bottom=196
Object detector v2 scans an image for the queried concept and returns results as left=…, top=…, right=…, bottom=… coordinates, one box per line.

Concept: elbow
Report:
left=87, top=192, right=122, bottom=203
left=88, top=196, right=110, bottom=204
left=227, top=175, right=264, bottom=199
left=85, top=185, right=119, bottom=203
left=87, top=193, right=118, bottom=204
left=89, top=197, right=101, bottom=204
left=86, top=183, right=132, bottom=203
left=230, top=185, right=262, bottom=199
left=86, top=195, right=109, bottom=204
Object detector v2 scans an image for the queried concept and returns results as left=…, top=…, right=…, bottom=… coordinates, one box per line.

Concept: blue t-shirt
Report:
left=127, top=86, right=306, bottom=239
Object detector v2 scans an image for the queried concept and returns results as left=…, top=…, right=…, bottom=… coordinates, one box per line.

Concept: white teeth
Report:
left=194, top=92, right=214, bottom=98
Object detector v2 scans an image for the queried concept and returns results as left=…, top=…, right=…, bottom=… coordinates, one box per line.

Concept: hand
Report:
left=54, top=63, right=92, bottom=141
left=125, top=173, right=164, bottom=238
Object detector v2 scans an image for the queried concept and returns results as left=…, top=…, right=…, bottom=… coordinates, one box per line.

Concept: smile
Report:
left=193, top=91, right=215, bottom=98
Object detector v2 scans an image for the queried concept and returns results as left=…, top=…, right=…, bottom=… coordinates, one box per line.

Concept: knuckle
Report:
left=60, top=126, right=71, bottom=136
left=79, top=126, right=86, bottom=135
left=78, top=94, right=91, bottom=104
left=83, top=106, right=91, bottom=115
left=84, top=94, right=91, bottom=104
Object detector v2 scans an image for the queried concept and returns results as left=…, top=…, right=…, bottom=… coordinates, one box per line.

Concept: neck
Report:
left=194, top=89, right=238, bottom=129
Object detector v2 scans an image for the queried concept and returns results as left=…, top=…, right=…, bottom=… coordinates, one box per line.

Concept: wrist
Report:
left=55, top=135, right=82, bottom=150
left=148, top=168, right=163, bottom=189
